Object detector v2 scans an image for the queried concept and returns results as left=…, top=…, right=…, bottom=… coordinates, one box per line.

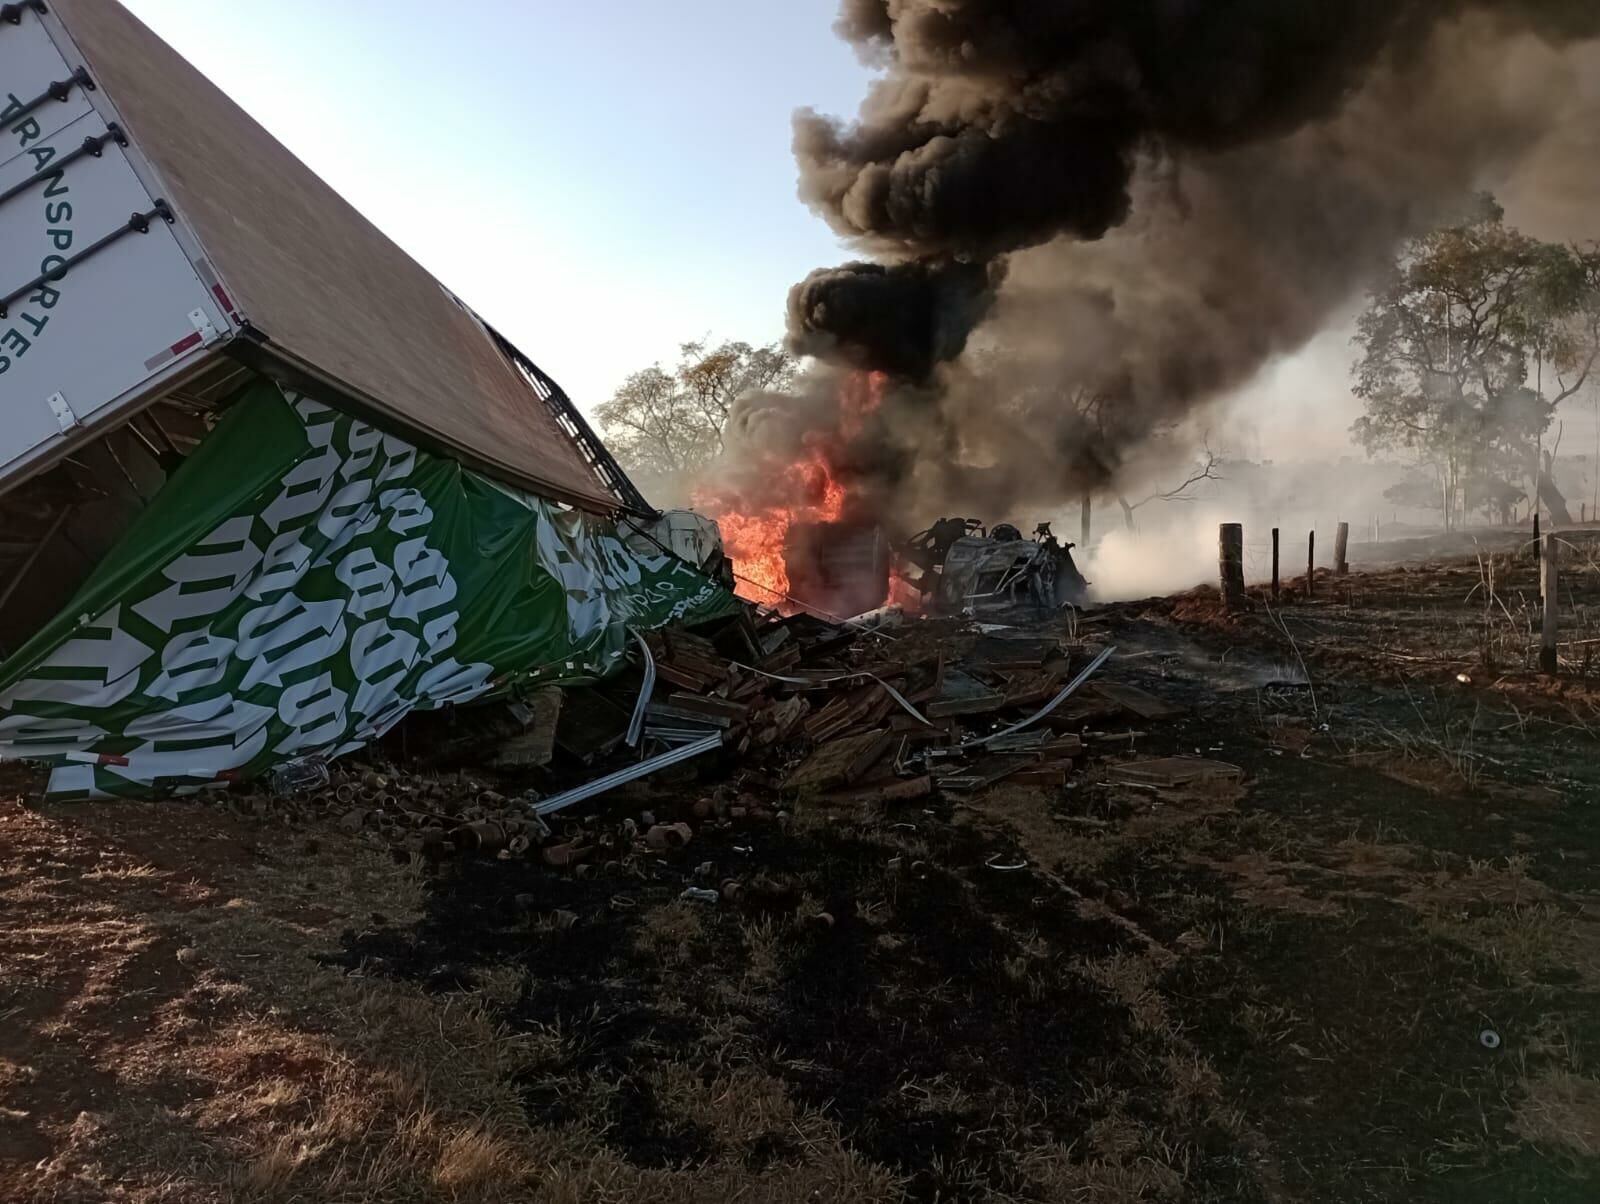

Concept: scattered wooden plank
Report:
left=1010, top=764, right=1070, bottom=788
left=970, top=636, right=1063, bottom=669
left=644, top=703, right=731, bottom=730
left=926, top=691, right=1007, bottom=719
left=1091, top=681, right=1187, bottom=720
left=936, top=755, right=1037, bottom=791
left=669, top=694, right=750, bottom=722
left=653, top=661, right=714, bottom=692
left=783, top=729, right=893, bottom=792
left=1109, top=757, right=1242, bottom=789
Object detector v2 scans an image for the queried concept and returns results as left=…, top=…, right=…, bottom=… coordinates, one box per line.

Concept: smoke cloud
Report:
left=714, top=1, right=1600, bottom=540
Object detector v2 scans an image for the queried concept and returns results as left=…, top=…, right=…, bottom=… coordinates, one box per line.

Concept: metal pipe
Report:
left=625, top=628, right=655, bottom=747
left=533, top=732, right=723, bottom=818
left=955, top=645, right=1116, bottom=751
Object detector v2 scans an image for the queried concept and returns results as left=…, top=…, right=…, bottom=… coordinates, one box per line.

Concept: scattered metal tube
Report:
left=956, top=644, right=1116, bottom=751
left=532, top=732, right=723, bottom=818
left=625, top=628, right=655, bottom=747
left=731, top=663, right=934, bottom=727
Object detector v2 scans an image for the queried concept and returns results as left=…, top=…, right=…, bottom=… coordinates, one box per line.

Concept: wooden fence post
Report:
left=1334, top=521, right=1349, bottom=576
left=1533, top=512, right=1541, bottom=565
left=1306, top=530, right=1315, bottom=598
left=1219, top=523, right=1245, bottom=611
left=1271, top=527, right=1280, bottom=602
left=1541, top=531, right=1559, bottom=675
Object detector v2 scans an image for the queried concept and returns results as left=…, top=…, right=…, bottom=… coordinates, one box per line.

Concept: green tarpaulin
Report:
left=0, top=382, right=738, bottom=797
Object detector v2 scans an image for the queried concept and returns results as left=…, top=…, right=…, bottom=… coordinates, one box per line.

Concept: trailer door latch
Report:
left=46, top=391, right=79, bottom=433
left=188, top=307, right=218, bottom=344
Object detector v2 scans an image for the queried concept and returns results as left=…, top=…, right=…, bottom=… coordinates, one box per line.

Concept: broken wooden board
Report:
left=1109, top=757, right=1242, bottom=789
left=969, top=636, right=1063, bottom=670
left=782, top=728, right=893, bottom=793
left=926, top=691, right=1007, bottom=719
left=936, top=755, right=1038, bottom=792
left=1001, top=667, right=1069, bottom=710
left=1090, top=681, right=1188, bottom=720
left=645, top=703, right=732, bottom=730
left=1010, top=763, right=1071, bottom=788
left=668, top=694, right=750, bottom=723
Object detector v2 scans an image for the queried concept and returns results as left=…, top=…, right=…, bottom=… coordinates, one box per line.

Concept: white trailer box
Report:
left=1, top=0, right=636, bottom=515
left=0, top=0, right=234, bottom=489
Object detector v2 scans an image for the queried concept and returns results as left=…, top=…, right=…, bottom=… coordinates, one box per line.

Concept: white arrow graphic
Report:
left=236, top=595, right=346, bottom=690
left=260, top=445, right=339, bottom=534
left=133, top=516, right=262, bottom=634
left=0, top=713, right=110, bottom=759
left=0, top=605, right=153, bottom=708
left=144, top=627, right=237, bottom=701
left=124, top=694, right=275, bottom=747
left=106, top=718, right=272, bottom=788
left=274, top=672, right=350, bottom=755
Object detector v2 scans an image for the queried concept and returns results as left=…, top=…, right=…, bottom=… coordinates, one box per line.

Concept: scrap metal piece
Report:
left=624, top=628, right=655, bottom=748
left=957, top=645, right=1116, bottom=751
left=733, top=662, right=935, bottom=727
left=531, top=732, right=723, bottom=818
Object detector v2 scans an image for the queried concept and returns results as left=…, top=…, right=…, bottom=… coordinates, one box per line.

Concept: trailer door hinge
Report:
left=46, top=391, right=79, bottom=433
left=189, top=307, right=219, bottom=345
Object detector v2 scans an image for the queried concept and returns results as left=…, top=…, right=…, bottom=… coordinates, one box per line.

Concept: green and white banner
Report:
left=0, top=382, right=738, bottom=798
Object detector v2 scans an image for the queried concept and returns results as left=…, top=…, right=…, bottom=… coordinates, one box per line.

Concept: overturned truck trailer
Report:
left=0, top=0, right=736, bottom=797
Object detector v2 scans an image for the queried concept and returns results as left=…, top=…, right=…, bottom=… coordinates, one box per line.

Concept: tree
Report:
left=1115, top=444, right=1224, bottom=531
left=594, top=339, right=796, bottom=498
left=1351, top=195, right=1600, bottom=529
left=676, top=339, right=797, bottom=452
left=1060, top=382, right=1222, bottom=537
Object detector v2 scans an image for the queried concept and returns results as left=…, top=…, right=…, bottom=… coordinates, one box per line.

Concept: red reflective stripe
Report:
left=212, top=282, right=236, bottom=314
left=98, top=753, right=130, bottom=767
left=168, top=331, right=203, bottom=357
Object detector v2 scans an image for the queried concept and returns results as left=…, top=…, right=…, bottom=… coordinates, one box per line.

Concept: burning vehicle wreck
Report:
left=902, top=518, right=1089, bottom=616
left=773, top=514, right=1089, bottom=622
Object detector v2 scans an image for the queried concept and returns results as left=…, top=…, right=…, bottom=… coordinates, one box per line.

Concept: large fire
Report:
left=695, top=371, right=884, bottom=608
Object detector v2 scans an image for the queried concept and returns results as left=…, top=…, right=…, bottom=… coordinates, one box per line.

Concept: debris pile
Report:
left=231, top=602, right=1230, bottom=881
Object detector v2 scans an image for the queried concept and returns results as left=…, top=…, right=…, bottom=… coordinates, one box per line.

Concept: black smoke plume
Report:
left=786, top=259, right=1004, bottom=381
left=713, top=1, right=1600, bottom=534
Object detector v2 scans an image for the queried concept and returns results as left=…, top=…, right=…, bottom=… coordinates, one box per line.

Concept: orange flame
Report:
left=696, top=371, right=884, bottom=608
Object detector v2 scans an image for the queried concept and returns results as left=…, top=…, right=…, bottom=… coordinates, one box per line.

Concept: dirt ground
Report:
left=3, top=539, right=1599, bottom=1203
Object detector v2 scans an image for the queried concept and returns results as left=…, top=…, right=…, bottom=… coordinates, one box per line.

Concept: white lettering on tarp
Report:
left=596, top=535, right=642, bottom=588
left=340, top=422, right=384, bottom=481
left=335, top=546, right=397, bottom=618
left=378, top=487, right=431, bottom=534
left=274, top=673, right=349, bottom=754
left=145, top=628, right=236, bottom=701
left=236, top=594, right=346, bottom=690
left=249, top=530, right=315, bottom=601
left=260, top=444, right=341, bottom=533
left=348, top=619, right=420, bottom=718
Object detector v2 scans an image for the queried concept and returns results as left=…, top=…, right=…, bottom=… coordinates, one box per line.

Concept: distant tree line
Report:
left=1352, top=194, right=1600, bottom=530
left=593, top=339, right=796, bottom=504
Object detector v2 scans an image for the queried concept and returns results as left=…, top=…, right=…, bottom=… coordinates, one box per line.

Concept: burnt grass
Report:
left=325, top=571, right=1600, bottom=1201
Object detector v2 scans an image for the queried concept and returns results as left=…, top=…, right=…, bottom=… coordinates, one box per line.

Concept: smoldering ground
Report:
left=710, top=3, right=1600, bottom=529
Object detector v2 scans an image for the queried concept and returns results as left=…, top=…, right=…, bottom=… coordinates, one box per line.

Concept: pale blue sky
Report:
left=119, top=0, right=874, bottom=413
